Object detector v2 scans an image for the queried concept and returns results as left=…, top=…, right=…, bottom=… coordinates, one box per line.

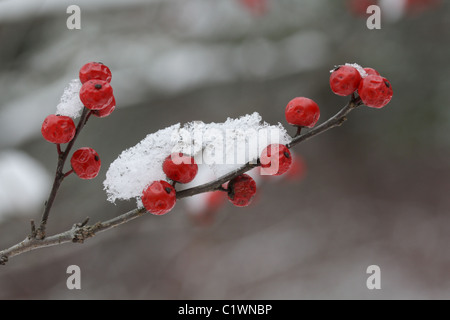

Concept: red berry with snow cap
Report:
left=330, top=65, right=362, bottom=96
left=80, top=79, right=114, bottom=110
left=41, top=115, right=76, bottom=144
left=227, top=174, right=256, bottom=207
left=163, top=153, right=198, bottom=184
left=285, top=97, right=320, bottom=128
left=358, top=75, right=393, bottom=109
left=70, top=147, right=101, bottom=179
left=142, top=180, right=176, bottom=215
left=260, top=144, right=292, bottom=176
left=79, top=62, right=112, bottom=84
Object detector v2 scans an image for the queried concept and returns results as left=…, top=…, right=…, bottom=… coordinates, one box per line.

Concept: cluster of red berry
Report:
left=139, top=64, right=392, bottom=216
left=41, top=62, right=116, bottom=179
left=141, top=142, right=297, bottom=214
left=142, top=153, right=198, bottom=215
left=330, top=65, right=393, bottom=108
left=79, top=63, right=116, bottom=118
left=141, top=146, right=291, bottom=215
left=142, top=102, right=318, bottom=216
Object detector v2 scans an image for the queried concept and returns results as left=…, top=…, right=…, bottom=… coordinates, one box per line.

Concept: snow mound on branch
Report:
left=104, top=112, right=291, bottom=204
left=104, top=124, right=180, bottom=204
left=55, top=79, right=84, bottom=119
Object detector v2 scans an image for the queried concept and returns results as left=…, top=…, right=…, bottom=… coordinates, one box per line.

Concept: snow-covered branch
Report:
left=0, top=97, right=361, bottom=265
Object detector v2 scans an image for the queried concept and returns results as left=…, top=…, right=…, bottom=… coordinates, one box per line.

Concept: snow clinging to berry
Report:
left=55, top=79, right=84, bottom=119
left=344, top=63, right=368, bottom=78
left=104, top=112, right=291, bottom=205
left=330, top=63, right=368, bottom=78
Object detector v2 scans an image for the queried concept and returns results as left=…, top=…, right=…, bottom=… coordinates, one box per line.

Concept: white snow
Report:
left=105, top=124, right=180, bottom=204
left=55, top=79, right=84, bottom=119
left=104, top=112, right=291, bottom=205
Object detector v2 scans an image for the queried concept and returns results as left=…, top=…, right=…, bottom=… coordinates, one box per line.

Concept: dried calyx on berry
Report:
left=142, top=180, right=176, bottom=215
left=227, top=174, right=257, bottom=207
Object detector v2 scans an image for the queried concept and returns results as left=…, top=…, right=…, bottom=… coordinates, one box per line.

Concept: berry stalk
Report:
left=36, top=108, right=91, bottom=239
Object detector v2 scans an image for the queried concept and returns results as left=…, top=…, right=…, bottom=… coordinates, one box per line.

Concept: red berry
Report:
left=162, top=153, right=198, bottom=184
left=41, top=115, right=76, bottom=144
left=70, top=147, right=101, bottom=179
left=227, top=174, right=256, bottom=207
left=80, top=79, right=114, bottom=110
left=363, top=67, right=380, bottom=76
left=260, top=144, right=292, bottom=176
left=285, top=97, right=320, bottom=128
left=330, top=65, right=362, bottom=96
left=93, top=96, right=116, bottom=118
left=358, top=75, right=393, bottom=109
left=142, top=180, right=176, bottom=215
left=79, top=62, right=112, bottom=84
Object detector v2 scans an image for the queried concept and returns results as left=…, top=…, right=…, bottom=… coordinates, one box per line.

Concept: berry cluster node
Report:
left=329, top=63, right=393, bottom=109
left=40, top=62, right=117, bottom=182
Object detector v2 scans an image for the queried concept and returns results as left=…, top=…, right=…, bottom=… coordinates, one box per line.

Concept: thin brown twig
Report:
left=0, top=97, right=362, bottom=265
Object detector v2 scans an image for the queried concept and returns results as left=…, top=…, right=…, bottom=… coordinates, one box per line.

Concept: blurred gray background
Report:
left=1, top=0, right=449, bottom=299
